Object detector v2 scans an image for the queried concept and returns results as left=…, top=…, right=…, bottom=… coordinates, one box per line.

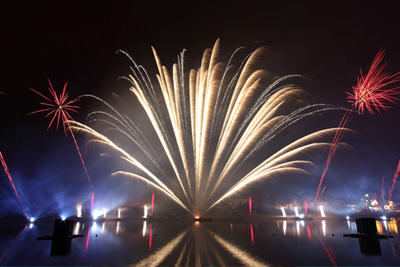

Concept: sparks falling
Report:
left=388, top=160, right=400, bottom=202
left=29, top=79, right=95, bottom=214
left=0, top=151, right=28, bottom=219
left=381, top=159, right=400, bottom=202
left=72, top=40, right=343, bottom=215
left=314, top=50, right=400, bottom=203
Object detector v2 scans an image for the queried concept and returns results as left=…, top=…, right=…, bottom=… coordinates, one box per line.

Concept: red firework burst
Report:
left=28, top=78, right=80, bottom=136
left=315, top=50, right=400, bottom=203
left=348, top=50, right=400, bottom=114
left=29, top=79, right=94, bottom=213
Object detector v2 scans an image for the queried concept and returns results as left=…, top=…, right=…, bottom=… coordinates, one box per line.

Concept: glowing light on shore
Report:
left=30, top=217, right=35, bottom=223
left=103, top=208, right=107, bottom=218
left=383, top=219, right=388, bottom=231
left=319, top=205, right=326, bottom=217
left=74, top=222, right=80, bottom=235
left=118, top=208, right=121, bottom=218
left=72, top=40, right=343, bottom=215
left=294, top=206, right=300, bottom=217
left=388, top=220, right=398, bottom=234
left=376, top=221, right=384, bottom=234
left=93, top=210, right=101, bottom=220
left=281, top=207, right=286, bottom=217
left=144, top=205, right=148, bottom=218
left=76, top=204, right=82, bottom=217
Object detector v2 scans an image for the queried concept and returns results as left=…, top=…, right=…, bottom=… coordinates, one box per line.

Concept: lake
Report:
left=1, top=217, right=399, bottom=266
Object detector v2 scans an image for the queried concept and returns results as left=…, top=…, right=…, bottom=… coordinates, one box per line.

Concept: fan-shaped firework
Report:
left=72, top=40, right=343, bottom=215
left=314, top=50, right=400, bottom=203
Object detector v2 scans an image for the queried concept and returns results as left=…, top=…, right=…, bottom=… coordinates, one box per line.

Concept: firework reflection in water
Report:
left=72, top=39, right=344, bottom=215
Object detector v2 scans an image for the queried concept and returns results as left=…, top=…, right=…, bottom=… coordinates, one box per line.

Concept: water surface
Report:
left=1, top=218, right=399, bottom=266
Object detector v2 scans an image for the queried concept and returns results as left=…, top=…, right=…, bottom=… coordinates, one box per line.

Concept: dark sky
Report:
left=1, top=1, right=400, bottom=216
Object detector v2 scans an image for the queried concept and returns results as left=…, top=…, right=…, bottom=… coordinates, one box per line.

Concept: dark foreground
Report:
left=1, top=217, right=400, bottom=266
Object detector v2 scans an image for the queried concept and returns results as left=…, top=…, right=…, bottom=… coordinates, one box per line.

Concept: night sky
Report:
left=1, top=1, right=400, bottom=217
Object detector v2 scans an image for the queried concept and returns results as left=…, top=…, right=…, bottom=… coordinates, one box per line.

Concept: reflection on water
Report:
left=307, top=223, right=311, bottom=241
left=135, top=222, right=268, bottom=266
left=2, top=218, right=400, bottom=266
left=389, top=220, right=398, bottom=234
left=149, top=223, right=153, bottom=252
left=212, top=230, right=267, bottom=266
left=134, top=228, right=189, bottom=266
left=283, top=220, right=287, bottom=235
left=322, top=220, right=327, bottom=236
left=142, top=221, right=147, bottom=237
left=250, top=223, right=254, bottom=245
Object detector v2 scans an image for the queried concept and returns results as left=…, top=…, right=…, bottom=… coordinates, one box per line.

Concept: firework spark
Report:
left=0, top=151, right=28, bottom=219
left=388, top=160, right=400, bottom=202
left=315, top=50, right=400, bottom=203
left=381, top=160, right=400, bottom=202
left=349, top=50, right=400, bottom=115
left=29, top=79, right=94, bottom=213
left=72, top=40, right=344, bottom=215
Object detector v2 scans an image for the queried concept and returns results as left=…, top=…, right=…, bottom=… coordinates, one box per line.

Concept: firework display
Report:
left=71, top=40, right=342, bottom=215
